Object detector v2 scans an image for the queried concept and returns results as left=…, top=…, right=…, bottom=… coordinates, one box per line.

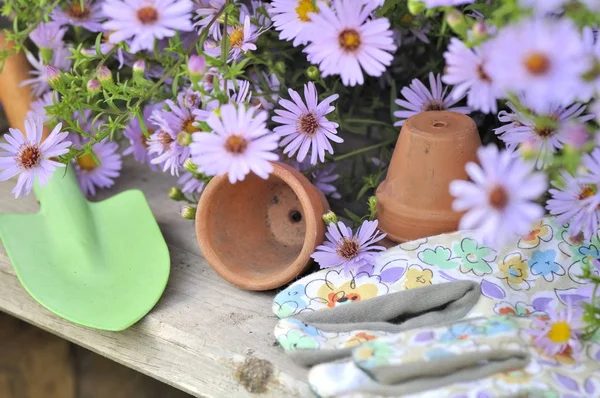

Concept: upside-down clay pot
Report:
left=196, top=162, right=330, bottom=291
left=376, top=111, right=481, bottom=242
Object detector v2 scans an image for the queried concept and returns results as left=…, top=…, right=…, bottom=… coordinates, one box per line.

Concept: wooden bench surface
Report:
left=0, top=159, right=310, bottom=397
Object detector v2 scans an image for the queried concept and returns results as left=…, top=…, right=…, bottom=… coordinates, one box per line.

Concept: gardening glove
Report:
left=308, top=312, right=600, bottom=398
left=308, top=315, right=533, bottom=398
left=273, top=217, right=597, bottom=366
left=274, top=280, right=480, bottom=366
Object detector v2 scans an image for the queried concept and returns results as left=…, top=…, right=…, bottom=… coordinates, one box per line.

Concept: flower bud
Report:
left=407, top=0, right=425, bottom=15
left=133, top=60, right=145, bottom=76
left=184, top=92, right=202, bottom=109
left=368, top=196, right=378, bottom=210
left=96, top=65, right=112, bottom=83
left=563, top=123, right=589, bottom=150
left=169, top=187, right=185, bottom=201
left=188, top=55, right=206, bottom=77
left=181, top=205, right=197, bottom=220
left=275, top=61, right=286, bottom=74
left=183, top=158, right=198, bottom=173
left=87, top=78, right=101, bottom=93
left=46, top=65, right=61, bottom=86
left=322, top=211, right=338, bottom=225
left=470, top=22, right=489, bottom=41
left=446, top=8, right=468, bottom=36
left=177, top=131, right=192, bottom=146
left=307, top=66, right=320, bottom=81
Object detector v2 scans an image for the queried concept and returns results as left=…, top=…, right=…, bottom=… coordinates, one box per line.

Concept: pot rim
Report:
left=195, top=162, right=324, bottom=291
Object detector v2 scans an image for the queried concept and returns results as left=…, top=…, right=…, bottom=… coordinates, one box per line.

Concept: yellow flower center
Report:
left=548, top=321, right=571, bottom=344
left=77, top=153, right=97, bottom=171
left=229, top=27, right=244, bottom=48
left=524, top=52, right=550, bottom=76
left=339, top=29, right=361, bottom=52
left=296, top=0, right=316, bottom=22
left=225, top=135, right=248, bottom=154
left=579, top=184, right=597, bottom=200
left=183, top=118, right=201, bottom=133
left=67, top=2, right=91, bottom=20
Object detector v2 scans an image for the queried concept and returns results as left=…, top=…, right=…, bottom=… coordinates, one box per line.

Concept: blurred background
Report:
left=0, top=312, right=192, bottom=398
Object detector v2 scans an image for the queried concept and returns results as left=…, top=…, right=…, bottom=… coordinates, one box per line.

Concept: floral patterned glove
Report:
left=274, top=217, right=600, bottom=395
left=308, top=314, right=600, bottom=397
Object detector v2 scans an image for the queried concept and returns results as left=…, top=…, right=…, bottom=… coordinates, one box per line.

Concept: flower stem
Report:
left=332, top=139, right=396, bottom=162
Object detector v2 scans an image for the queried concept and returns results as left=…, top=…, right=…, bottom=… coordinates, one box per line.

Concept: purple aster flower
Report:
left=26, top=91, right=59, bottom=124
left=75, top=139, right=122, bottom=196
left=123, top=104, right=159, bottom=166
left=21, top=47, right=72, bottom=96
left=29, top=22, right=67, bottom=50
left=178, top=171, right=205, bottom=194
left=311, top=220, right=386, bottom=275
left=194, top=0, right=226, bottom=40
left=51, top=1, right=105, bottom=31
left=269, top=0, right=320, bottom=47
left=527, top=302, right=584, bottom=357
left=423, top=0, right=474, bottom=6
left=394, top=72, right=471, bottom=127
left=0, top=118, right=71, bottom=198
left=189, top=104, right=279, bottom=184
left=102, top=0, right=194, bottom=53
left=442, top=38, right=501, bottom=114
left=227, top=15, right=260, bottom=60
left=312, top=164, right=341, bottom=199
left=449, top=145, right=547, bottom=247
left=147, top=114, right=190, bottom=176
left=495, top=97, right=594, bottom=169
left=486, top=18, right=588, bottom=108
left=152, top=90, right=203, bottom=136
left=303, top=0, right=397, bottom=87
left=547, top=170, right=600, bottom=242
left=273, top=82, right=342, bottom=165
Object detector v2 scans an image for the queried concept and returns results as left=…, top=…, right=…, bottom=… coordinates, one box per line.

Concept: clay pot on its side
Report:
left=196, top=162, right=329, bottom=291
left=376, top=111, right=481, bottom=242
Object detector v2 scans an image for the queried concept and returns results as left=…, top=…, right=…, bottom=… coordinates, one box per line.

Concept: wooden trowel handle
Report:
left=0, top=33, right=47, bottom=138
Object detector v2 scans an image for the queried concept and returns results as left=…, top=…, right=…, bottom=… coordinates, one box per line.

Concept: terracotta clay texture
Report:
left=0, top=35, right=38, bottom=135
left=195, top=162, right=330, bottom=291
left=376, top=111, right=481, bottom=242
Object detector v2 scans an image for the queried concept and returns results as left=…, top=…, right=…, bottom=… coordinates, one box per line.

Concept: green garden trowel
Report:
left=0, top=34, right=170, bottom=331
left=0, top=167, right=170, bottom=331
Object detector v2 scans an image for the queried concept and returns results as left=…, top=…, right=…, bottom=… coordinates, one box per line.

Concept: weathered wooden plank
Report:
left=0, top=159, right=309, bottom=398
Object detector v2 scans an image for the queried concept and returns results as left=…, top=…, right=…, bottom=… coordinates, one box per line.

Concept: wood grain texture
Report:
left=0, top=159, right=310, bottom=398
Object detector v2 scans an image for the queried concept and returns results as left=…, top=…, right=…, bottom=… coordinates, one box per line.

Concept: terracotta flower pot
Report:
left=195, top=162, right=329, bottom=291
left=376, top=111, right=481, bottom=242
